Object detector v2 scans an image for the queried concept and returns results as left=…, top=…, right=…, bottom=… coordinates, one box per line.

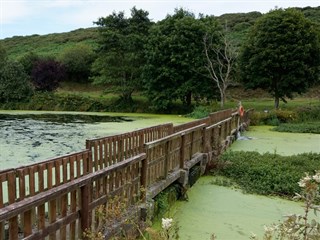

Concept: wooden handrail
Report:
left=206, top=117, right=233, bottom=130
left=145, top=124, right=207, bottom=149
left=0, top=153, right=146, bottom=222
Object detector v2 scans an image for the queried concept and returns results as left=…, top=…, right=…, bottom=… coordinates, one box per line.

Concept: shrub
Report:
left=273, top=122, right=320, bottom=134
left=250, top=110, right=297, bottom=125
left=216, top=151, right=320, bottom=197
left=31, top=59, right=65, bottom=92
left=0, top=61, right=34, bottom=102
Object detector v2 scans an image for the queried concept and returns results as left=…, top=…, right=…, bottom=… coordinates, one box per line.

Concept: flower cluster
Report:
left=297, top=171, right=320, bottom=190
left=161, top=218, right=173, bottom=230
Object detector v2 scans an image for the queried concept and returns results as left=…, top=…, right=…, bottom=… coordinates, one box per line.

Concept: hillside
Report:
left=1, top=6, right=319, bottom=60
left=0, top=27, right=99, bottom=59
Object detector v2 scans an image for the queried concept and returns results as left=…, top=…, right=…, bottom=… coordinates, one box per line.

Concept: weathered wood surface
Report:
left=0, top=109, right=251, bottom=239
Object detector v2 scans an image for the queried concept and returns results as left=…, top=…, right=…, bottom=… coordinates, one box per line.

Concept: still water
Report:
left=0, top=110, right=192, bottom=170
left=172, top=126, right=320, bottom=240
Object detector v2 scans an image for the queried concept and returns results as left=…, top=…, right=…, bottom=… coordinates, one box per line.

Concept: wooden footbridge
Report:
left=0, top=109, right=251, bottom=239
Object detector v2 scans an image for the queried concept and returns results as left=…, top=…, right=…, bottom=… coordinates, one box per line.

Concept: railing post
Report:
left=140, top=145, right=148, bottom=202
left=202, top=126, right=207, bottom=153
left=8, top=172, right=18, bottom=240
left=180, top=134, right=185, bottom=169
left=164, top=141, right=169, bottom=179
left=80, top=184, right=90, bottom=240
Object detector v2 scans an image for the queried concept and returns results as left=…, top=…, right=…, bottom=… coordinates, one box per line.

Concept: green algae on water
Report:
left=230, top=125, right=320, bottom=155
left=173, top=176, right=305, bottom=240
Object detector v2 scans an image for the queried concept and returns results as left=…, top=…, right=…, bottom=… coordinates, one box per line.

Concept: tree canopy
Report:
left=91, top=7, right=152, bottom=102
left=239, top=8, right=320, bottom=108
left=143, top=9, right=220, bottom=111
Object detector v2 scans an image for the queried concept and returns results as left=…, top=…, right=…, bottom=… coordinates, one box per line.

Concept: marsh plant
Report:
left=145, top=218, right=179, bottom=240
left=251, top=171, right=320, bottom=240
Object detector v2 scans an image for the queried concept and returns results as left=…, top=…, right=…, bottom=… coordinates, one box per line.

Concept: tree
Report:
left=31, top=59, right=65, bottom=92
left=92, top=7, right=151, bottom=102
left=0, top=61, right=34, bottom=102
left=59, top=44, right=96, bottom=83
left=143, top=9, right=220, bottom=111
left=203, top=26, right=238, bottom=107
left=239, top=8, right=320, bottom=109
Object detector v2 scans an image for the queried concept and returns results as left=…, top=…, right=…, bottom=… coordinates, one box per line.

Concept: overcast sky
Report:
left=0, top=0, right=319, bottom=39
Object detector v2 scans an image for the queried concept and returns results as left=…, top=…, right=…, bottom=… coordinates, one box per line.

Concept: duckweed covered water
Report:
left=172, top=125, right=319, bottom=240
left=173, top=176, right=304, bottom=240
left=0, top=110, right=192, bottom=169
left=230, top=125, right=320, bottom=155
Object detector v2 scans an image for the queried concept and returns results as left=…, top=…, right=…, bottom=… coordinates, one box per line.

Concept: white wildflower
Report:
left=298, top=179, right=306, bottom=188
left=162, top=218, right=173, bottom=230
left=298, top=173, right=312, bottom=188
left=313, top=171, right=320, bottom=183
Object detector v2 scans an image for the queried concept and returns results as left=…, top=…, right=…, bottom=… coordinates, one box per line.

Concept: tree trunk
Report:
left=220, top=91, right=225, bottom=108
left=185, top=92, right=192, bottom=106
left=274, top=96, right=280, bottom=109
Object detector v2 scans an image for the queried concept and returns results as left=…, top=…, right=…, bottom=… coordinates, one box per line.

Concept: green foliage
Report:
left=0, top=61, right=34, bottom=103
left=154, top=184, right=181, bottom=217
left=59, top=44, right=95, bottom=83
left=239, top=8, right=320, bottom=109
left=272, top=122, right=320, bottom=134
left=250, top=110, right=297, bottom=125
left=92, top=7, right=151, bottom=102
left=217, top=151, right=320, bottom=197
left=18, top=51, right=41, bottom=75
left=0, top=28, right=98, bottom=59
left=296, top=105, right=320, bottom=122
left=0, top=44, right=7, bottom=67
left=143, top=9, right=219, bottom=111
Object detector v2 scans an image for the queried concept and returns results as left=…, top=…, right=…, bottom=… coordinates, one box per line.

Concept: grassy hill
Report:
left=1, top=6, right=319, bottom=60
left=0, top=27, right=99, bottom=59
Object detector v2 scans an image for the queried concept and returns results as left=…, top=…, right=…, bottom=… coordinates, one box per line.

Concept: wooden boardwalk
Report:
left=0, top=109, right=251, bottom=239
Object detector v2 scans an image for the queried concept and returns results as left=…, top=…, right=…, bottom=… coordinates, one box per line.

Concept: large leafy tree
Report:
left=92, top=7, right=151, bottom=102
left=0, top=61, right=34, bottom=103
left=239, top=8, right=320, bottom=109
left=143, top=9, right=220, bottom=111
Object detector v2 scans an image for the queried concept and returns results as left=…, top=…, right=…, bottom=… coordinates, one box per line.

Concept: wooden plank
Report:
left=60, top=193, right=67, bottom=239
left=23, top=212, right=79, bottom=240
left=38, top=165, right=45, bottom=231
left=80, top=184, right=90, bottom=240
left=24, top=210, right=32, bottom=237
left=70, top=189, right=77, bottom=240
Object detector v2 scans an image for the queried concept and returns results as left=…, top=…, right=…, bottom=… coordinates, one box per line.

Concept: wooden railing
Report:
left=0, top=109, right=251, bottom=240
left=144, top=124, right=206, bottom=187
left=86, top=123, right=173, bottom=172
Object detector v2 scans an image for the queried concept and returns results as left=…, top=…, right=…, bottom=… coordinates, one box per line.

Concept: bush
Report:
left=31, top=59, right=65, bottom=92
left=273, top=122, right=320, bottom=134
left=216, top=151, right=320, bottom=197
left=296, top=105, right=320, bottom=122
left=0, top=61, right=34, bottom=102
left=250, top=110, right=298, bottom=125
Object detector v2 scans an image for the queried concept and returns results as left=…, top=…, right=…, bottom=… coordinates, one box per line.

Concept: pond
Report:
left=0, top=110, right=193, bottom=170
left=171, top=125, right=320, bottom=240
